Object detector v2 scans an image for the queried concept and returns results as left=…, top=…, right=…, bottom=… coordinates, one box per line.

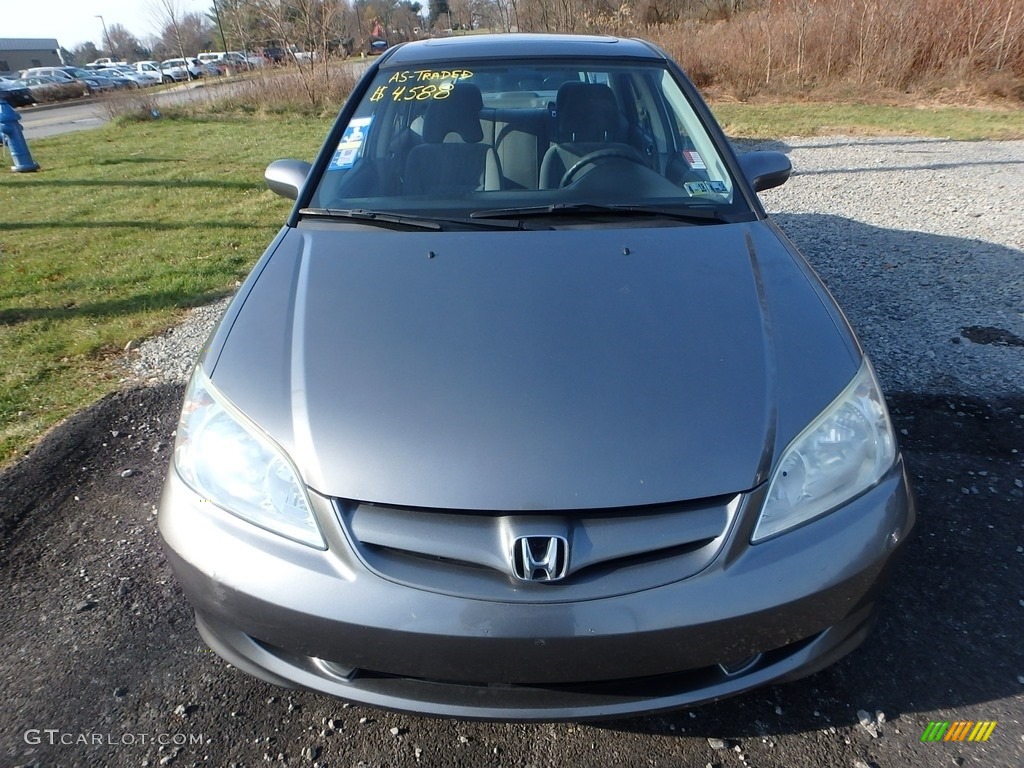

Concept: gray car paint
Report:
left=207, top=221, right=859, bottom=510
left=159, top=33, right=915, bottom=719
left=158, top=457, right=913, bottom=717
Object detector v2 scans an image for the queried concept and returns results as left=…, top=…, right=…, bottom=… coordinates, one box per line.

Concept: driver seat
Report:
left=539, top=82, right=643, bottom=189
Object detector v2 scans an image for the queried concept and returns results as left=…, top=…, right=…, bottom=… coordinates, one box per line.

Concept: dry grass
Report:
left=501, top=0, right=1024, bottom=105
left=646, top=0, right=1024, bottom=103
left=174, top=63, right=364, bottom=118
left=100, top=88, right=163, bottom=122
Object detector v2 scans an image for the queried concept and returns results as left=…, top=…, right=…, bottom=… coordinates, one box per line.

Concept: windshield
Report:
left=308, top=59, right=747, bottom=220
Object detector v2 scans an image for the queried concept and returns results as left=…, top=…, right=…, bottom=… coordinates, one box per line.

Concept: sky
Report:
left=6, top=0, right=213, bottom=51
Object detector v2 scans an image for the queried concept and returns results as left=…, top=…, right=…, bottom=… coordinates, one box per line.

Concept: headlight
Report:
left=752, top=359, right=896, bottom=542
left=173, top=368, right=325, bottom=548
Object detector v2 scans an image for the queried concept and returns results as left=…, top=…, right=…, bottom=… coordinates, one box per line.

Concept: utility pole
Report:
left=96, top=15, right=114, bottom=59
left=95, top=15, right=114, bottom=59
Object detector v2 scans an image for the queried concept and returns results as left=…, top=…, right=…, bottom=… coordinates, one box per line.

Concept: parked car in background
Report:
left=368, top=39, right=388, bottom=55
left=67, top=70, right=117, bottom=94
left=290, top=47, right=319, bottom=63
left=87, top=57, right=127, bottom=67
left=87, top=69, right=138, bottom=89
left=225, top=51, right=256, bottom=69
left=261, top=46, right=286, bottom=64
left=135, top=61, right=172, bottom=84
left=20, top=66, right=74, bottom=81
left=236, top=51, right=265, bottom=68
left=161, top=58, right=203, bottom=81
left=0, top=78, right=34, bottom=107
left=104, top=65, right=161, bottom=87
left=23, top=66, right=114, bottom=94
left=159, top=34, right=916, bottom=721
left=12, top=75, right=87, bottom=102
left=196, top=51, right=250, bottom=73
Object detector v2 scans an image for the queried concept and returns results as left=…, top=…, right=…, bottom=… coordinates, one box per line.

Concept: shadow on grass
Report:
left=0, top=288, right=233, bottom=327
left=94, top=157, right=186, bottom=165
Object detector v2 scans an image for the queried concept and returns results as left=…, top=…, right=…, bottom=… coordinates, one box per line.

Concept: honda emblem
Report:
left=511, top=535, right=569, bottom=582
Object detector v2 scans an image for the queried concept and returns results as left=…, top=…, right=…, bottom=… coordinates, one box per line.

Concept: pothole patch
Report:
left=960, top=326, right=1024, bottom=347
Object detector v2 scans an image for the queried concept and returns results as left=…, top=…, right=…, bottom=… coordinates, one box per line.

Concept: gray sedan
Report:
left=159, top=33, right=915, bottom=720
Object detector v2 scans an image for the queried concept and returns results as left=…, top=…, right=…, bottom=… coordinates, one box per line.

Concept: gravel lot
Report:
left=3, top=137, right=1023, bottom=768
left=126, top=137, right=1024, bottom=398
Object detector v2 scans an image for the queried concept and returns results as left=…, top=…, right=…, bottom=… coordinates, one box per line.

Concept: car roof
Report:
left=381, top=33, right=664, bottom=67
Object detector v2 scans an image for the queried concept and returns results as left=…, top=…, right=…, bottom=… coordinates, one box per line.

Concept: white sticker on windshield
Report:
left=684, top=181, right=727, bottom=197
left=328, top=116, right=373, bottom=170
left=682, top=149, right=706, bottom=170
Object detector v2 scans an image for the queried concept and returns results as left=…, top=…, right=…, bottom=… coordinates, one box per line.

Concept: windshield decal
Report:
left=328, top=116, right=373, bottom=170
left=684, top=180, right=728, bottom=196
left=682, top=149, right=707, bottom=169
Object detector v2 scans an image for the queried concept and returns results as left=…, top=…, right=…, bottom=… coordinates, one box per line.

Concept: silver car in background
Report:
left=159, top=34, right=915, bottom=720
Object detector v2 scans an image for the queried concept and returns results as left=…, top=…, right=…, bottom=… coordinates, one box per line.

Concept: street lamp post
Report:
left=96, top=15, right=114, bottom=60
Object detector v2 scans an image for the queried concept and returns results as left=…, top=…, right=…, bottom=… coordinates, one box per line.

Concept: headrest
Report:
left=422, top=84, right=484, bottom=143
left=555, top=82, right=626, bottom=143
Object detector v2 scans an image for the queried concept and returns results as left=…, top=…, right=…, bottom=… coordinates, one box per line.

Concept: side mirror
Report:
left=265, top=159, right=312, bottom=200
left=738, top=151, right=791, bottom=192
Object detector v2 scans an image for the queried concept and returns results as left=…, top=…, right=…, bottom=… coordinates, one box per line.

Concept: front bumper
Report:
left=159, top=460, right=914, bottom=721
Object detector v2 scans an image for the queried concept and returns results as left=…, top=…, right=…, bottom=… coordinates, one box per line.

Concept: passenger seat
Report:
left=403, top=84, right=502, bottom=196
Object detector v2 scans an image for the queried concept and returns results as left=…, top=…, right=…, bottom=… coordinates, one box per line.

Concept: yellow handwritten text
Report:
left=391, top=83, right=453, bottom=102
left=387, top=69, right=473, bottom=85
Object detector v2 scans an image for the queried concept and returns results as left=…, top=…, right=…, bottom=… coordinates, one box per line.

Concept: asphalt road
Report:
left=17, top=63, right=371, bottom=141
left=18, top=80, right=239, bottom=140
left=17, top=100, right=109, bottom=140
left=2, top=139, right=1023, bottom=767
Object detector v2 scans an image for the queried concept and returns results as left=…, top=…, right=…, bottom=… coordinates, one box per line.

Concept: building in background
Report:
left=0, top=39, right=63, bottom=75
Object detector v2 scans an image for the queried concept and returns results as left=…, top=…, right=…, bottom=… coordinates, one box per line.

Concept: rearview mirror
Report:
left=738, top=151, right=791, bottom=193
left=265, top=159, right=312, bottom=200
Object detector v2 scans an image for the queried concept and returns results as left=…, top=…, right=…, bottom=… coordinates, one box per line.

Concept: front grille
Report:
left=259, top=632, right=817, bottom=695
left=335, top=494, right=740, bottom=602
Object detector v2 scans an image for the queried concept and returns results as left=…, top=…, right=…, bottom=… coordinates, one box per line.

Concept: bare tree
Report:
left=150, top=0, right=192, bottom=61
left=449, top=0, right=474, bottom=28
left=487, top=0, right=520, bottom=31
left=105, top=23, right=149, bottom=61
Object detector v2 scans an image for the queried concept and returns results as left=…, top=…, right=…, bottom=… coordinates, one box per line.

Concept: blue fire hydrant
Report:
left=0, top=101, right=40, bottom=172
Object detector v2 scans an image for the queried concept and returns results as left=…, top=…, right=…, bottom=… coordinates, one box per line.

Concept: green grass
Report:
left=710, top=102, right=1024, bottom=140
left=1, top=102, right=1021, bottom=465
left=0, top=116, right=328, bottom=464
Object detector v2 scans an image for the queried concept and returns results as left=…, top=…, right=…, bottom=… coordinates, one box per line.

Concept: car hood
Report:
left=209, top=222, right=858, bottom=510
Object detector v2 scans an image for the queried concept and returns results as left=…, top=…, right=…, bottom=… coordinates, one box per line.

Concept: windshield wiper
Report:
left=471, top=203, right=736, bottom=224
left=299, top=207, right=532, bottom=231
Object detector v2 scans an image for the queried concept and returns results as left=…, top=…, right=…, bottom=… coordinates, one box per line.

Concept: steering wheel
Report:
left=559, top=148, right=648, bottom=188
